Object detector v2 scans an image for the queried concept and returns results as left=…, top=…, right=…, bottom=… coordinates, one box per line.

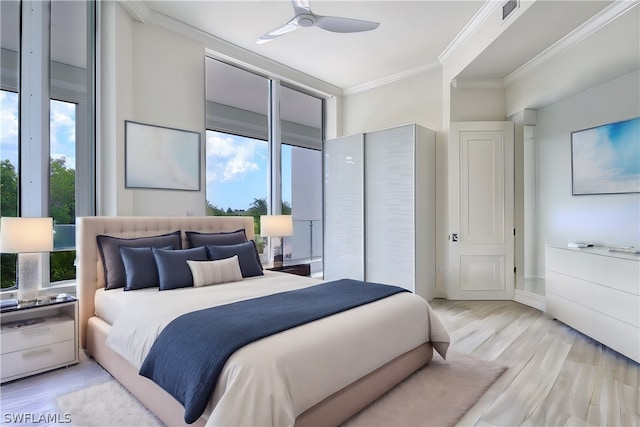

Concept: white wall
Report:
left=450, top=86, right=506, bottom=121
left=99, top=4, right=206, bottom=216
left=505, top=4, right=640, bottom=118
left=342, top=70, right=442, bottom=135
left=535, top=70, right=640, bottom=276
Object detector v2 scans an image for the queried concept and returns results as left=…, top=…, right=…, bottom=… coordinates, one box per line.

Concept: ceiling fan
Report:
left=256, top=0, right=380, bottom=44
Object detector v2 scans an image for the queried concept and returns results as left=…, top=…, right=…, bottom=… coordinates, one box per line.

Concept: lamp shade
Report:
left=0, top=217, right=54, bottom=253
left=260, top=215, right=293, bottom=237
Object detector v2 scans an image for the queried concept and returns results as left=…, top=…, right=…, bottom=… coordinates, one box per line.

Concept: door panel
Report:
left=460, top=255, right=505, bottom=291
left=461, top=133, right=505, bottom=244
left=323, top=134, right=365, bottom=281
left=449, top=122, right=514, bottom=300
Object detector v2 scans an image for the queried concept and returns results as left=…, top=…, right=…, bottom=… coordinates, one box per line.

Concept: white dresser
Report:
left=545, top=245, right=640, bottom=362
left=1, top=297, right=78, bottom=383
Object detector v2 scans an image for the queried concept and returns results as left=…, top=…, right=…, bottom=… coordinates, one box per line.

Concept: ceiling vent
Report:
left=502, top=0, right=518, bottom=21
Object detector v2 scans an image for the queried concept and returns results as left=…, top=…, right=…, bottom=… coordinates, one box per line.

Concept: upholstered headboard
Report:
left=76, top=216, right=255, bottom=348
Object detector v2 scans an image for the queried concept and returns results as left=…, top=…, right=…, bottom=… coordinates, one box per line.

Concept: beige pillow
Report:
left=187, top=256, right=243, bottom=287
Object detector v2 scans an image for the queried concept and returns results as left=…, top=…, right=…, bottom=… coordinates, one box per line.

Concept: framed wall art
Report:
left=125, top=120, right=201, bottom=191
left=571, top=117, right=640, bottom=195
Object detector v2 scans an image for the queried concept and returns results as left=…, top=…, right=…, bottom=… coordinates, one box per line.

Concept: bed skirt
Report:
left=87, top=316, right=433, bottom=426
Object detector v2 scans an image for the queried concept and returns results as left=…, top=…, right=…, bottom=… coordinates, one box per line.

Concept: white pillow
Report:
left=187, top=256, right=243, bottom=287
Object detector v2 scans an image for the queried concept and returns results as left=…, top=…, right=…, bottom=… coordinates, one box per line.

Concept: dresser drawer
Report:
left=1, top=316, right=74, bottom=354
left=593, top=255, right=640, bottom=295
left=0, top=340, right=75, bottom=379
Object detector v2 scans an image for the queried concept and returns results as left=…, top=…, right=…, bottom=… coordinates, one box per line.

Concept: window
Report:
left=205, top=130, right=269, bottom=256
left=205, top=58, right=270, bottom=258
left=0, top=0, right=95, bottom=292
left=281, top=145, right=322, bottom=261
left=0, top=0, right=20, bottom=290
left=205, top=58, right=324, bottom=270
left=0, top=90, right=19, bottom=289
left=49, top=99, right=77, bottom=283
left=280, top=86, right=323, bottom=264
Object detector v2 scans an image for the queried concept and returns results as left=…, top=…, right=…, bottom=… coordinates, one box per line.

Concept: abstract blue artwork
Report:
left=571, top=117, right=640, bottom=195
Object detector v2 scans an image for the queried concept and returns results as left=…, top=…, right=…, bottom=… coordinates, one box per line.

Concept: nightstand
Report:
left=0, top=294, right=79, bottom=383
left=267, top=263, right=311, bottom=277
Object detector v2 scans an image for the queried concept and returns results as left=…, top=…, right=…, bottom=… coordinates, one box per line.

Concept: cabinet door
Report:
left=323, top=134, right=364, bottom=281
left=365, top=125, right=415, bottom=290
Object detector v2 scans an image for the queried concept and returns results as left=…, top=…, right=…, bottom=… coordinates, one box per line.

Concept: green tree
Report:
left=50, top=157, right=75, bottom=224
left=0, top=160, right=18, bottom=289
left=206, top=200, right=227, bottom=216
left=0, top=159, right=18, bottom=217
left=49, top=157, right=76, bottom=283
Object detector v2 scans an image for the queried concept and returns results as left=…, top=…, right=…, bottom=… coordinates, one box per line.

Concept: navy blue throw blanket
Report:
left=139, top=279, right=408, bottom=424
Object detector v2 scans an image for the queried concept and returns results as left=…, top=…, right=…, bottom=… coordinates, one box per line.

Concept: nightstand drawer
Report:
left=268, top=263, right=311, bottom=276
left=1, top=340, right=75, bottom=379
left=1, top=316, right=74, bottom=354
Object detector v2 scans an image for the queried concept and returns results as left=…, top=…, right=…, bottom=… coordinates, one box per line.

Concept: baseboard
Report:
left=514, top=289, right=546, bottom=312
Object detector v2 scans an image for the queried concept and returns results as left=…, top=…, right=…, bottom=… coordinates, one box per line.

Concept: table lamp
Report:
left=260, top=215, right=293, bottom=268
left=0, top=217, right=54, bottom=302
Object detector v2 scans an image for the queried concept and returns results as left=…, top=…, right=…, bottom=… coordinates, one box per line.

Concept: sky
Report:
left=205, top=130, right=292, bottom=211
left=0, top=90, right=76, bottom=170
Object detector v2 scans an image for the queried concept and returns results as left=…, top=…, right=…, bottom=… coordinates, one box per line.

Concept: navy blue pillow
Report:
left=185, top=229, right=247, bottom=248
left=153, top=246, right=208, bottom=290
left=120, top=246, right=165, bottom=291
left=97, top=231, right=181, bottom=290
left=206, top=241, right=264, bottom=278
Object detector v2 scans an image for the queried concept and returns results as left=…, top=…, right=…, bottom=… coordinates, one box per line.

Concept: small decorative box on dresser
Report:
left=545, top=245, right=640, bottom=363
left=1, top=295, right=79, bottom=383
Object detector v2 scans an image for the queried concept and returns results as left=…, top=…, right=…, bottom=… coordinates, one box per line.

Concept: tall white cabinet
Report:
left=323, top=124, right=436, bottom=301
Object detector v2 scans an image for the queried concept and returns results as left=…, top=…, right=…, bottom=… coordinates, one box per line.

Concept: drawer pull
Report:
left=21, top=327, right=51, bottom=336
left=22, top=347, right=53, bottom=359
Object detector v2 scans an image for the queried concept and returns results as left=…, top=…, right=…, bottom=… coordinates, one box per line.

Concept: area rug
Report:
left=56, top=351, right=505, bottom=427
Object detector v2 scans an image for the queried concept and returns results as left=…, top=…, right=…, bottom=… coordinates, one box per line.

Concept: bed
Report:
left=77, top=216, right=449, bottom=426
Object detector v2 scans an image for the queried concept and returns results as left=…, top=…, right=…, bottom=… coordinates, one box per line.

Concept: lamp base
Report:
left=273, top=254, right=283, bottom=269
left=17, top=253, right=42, bottom=302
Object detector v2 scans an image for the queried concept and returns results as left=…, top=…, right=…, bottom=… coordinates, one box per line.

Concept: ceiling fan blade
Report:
left=291, top=0, right=311, bottom=15
left=316, top=15, right=380, bottom=33
left=256, top=20, right=300, bottom=44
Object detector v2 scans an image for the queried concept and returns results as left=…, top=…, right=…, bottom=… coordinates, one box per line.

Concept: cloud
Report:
left=206, top=131, right=266, bottom=183
left=50, top=100, right=76, bottom=158
left=51, top=152, right=75, bottom=169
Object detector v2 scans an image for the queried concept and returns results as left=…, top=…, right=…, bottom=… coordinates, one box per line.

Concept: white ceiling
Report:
left=3, top=0, right=629, bottom=96
left=144, top=0, right=623, bottom=92
left=145, top=0, right=485, bottom=90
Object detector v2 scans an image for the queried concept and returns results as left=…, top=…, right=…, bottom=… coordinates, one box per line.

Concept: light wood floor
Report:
left=431, top=299, right=639, bottom=427
left=1, top=299, right=638, bottom=426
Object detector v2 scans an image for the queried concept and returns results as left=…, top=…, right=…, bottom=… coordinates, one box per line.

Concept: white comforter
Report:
left=105, top=272, right=449, bottom=426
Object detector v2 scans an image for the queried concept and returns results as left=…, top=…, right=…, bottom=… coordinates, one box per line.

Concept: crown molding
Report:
left=117, top=0, right=150, bottom=23
left=438, top=0, right=502, bottom=64
left=144, top=10, right=342, bottom=98
left=504, top=0, right=639, bottom=86
left=451, top=78, right=505, bottom=90
left=342, top=62, right=441, bottom=96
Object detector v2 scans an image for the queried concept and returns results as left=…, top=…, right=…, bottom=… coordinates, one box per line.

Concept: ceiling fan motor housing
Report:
left=295, top=14, right=317, bottom=27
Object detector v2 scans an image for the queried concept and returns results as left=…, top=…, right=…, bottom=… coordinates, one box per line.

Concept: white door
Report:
left=448, top=122, right=515, bottom=300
